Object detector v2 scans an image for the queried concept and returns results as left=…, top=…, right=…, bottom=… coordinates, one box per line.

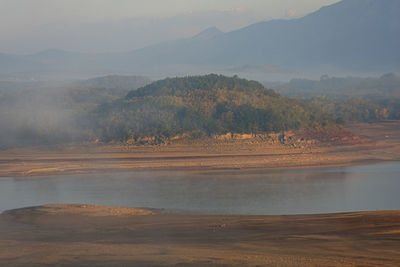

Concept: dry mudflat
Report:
left=0, top=204, right=400, bottom=266
left=1, top=121, right=400, bottom=177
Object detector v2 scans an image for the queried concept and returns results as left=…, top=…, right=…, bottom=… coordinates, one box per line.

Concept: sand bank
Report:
left=0, top=204, right=399, bottom=266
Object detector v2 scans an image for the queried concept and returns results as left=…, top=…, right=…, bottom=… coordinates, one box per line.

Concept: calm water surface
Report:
left=0, top=162, right=399, bottom=215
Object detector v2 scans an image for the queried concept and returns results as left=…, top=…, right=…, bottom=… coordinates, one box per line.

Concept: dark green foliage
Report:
left=126, top=74, right=277, bottom=98
left=270, top=73, right=400, bottom=123
left=306, top=96, right=400, bottom=122
left=272, top=73, right=400, bottom=98
left=93, top=74, right=335, bottom=141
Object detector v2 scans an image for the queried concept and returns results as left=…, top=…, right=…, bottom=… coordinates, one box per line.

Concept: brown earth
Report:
left=0, top=204, right=400, bottom=266
left=0, top=121, right=399, bottom=177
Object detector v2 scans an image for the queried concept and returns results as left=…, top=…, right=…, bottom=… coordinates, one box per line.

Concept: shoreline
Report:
left=0, top=155, right=390, bottom=179
left=0, top=122, right=399, bottom=178
left=0, top=145, right=398, bottom=178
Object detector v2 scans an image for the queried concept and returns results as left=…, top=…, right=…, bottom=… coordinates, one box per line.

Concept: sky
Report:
left=0, top=0, right=341, bottom=53
left=1, top=0, right=340, bottom=26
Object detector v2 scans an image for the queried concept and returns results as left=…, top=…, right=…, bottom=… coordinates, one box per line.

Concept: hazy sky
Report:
left=0, top=0, right=341, bottom=54
left=1, top=0, right=340, bottom=26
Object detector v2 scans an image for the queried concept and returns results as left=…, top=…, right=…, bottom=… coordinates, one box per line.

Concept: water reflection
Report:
left=0, top=162, right=399, bottom=215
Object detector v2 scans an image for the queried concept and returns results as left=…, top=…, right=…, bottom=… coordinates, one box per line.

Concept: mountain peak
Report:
left=191, top=27, right=223, bottom=41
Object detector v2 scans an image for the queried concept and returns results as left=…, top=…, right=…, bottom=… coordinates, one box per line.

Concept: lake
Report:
left=0, top=162, right=399, bottom=215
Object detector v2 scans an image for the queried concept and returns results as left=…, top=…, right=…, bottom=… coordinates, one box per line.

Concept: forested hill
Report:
left=126, top=74, right=275, bottom=98
left=94, top=74, right=335, bottom=141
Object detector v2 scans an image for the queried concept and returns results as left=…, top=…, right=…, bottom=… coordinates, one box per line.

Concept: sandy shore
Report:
left=0, top=204, right=399, bottom=266
left=1, top=121, right=400, bottom=177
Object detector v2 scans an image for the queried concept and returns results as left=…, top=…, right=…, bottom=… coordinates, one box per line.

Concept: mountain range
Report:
left=126, top=0, right=400, bottom=71
left=0, top=10, right=259, bottom=55
left=1, top=0, right=399, bottom=80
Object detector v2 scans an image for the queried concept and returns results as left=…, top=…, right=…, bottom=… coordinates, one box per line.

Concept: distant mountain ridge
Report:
left=0, top=10, right=258, bottom=54
left=190, top=27, right=223, bottom=41
left=0, top=0, right=399, bottom=76
left=125, top=0, right=400, bottom=71
left=76, top=75, right=151, bottom=90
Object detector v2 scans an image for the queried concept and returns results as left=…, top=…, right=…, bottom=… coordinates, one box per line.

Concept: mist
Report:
left=0, top=76, right=151, bottom=149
